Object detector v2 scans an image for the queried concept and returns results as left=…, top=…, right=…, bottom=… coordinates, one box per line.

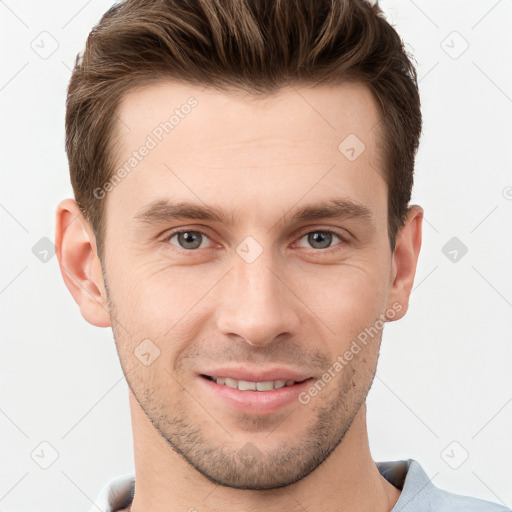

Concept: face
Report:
left=96, top=81, right=405, bottom=489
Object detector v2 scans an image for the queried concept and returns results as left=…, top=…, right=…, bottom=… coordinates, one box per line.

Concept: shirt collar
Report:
left=93, top=458, right=432, bottom=512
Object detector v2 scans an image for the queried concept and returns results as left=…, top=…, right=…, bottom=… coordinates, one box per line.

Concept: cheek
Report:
left=304, top=260, right=389, bottom=336
left=107, top=256, right=193, bottom=320
left=106, top=259, right=222, bottom=357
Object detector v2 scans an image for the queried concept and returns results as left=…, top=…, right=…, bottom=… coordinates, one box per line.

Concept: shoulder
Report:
left=377, top=459, right=510, bottom=512
left=429, top=487, right=510, bottom=511
left=87, top=473, right=135, bottom=512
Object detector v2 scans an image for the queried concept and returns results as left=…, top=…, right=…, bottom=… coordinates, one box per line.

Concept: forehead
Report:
left=107, top=80, right=387, bottom=229
left=115, top=80, right=383, bottom=154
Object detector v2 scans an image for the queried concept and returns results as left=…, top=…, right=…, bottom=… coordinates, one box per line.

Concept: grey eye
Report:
left=169, top=231, right=208, bottom=250
left=299, top=231, right=342, bottom=250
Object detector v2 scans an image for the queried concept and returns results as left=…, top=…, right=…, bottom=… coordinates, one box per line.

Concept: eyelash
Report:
left=162, top=228, right=349, bottom=253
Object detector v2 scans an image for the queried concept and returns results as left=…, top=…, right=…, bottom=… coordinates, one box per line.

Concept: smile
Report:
left=201, top=375, right=310, bottom=391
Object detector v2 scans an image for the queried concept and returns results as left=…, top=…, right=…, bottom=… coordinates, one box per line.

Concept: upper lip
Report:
left=200, top=367, right=313, bottom=382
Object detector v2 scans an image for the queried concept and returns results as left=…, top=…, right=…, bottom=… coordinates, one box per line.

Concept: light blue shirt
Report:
left=88, top=458, right=510, bottom=512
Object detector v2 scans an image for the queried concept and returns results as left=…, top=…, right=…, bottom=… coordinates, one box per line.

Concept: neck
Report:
left=125, top=392, right=400, bottom=512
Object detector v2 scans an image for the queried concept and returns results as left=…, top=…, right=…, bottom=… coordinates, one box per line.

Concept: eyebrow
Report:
left=133, top=197, right=375, bottom=230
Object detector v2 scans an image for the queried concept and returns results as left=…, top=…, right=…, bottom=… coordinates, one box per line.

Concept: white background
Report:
left=1, top=0, right=511, bottom=510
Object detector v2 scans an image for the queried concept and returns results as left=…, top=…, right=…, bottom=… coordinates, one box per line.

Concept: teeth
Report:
left=238, top=380, right=256, bottom=391
left=224, top=377, right=238, bottom=389
left=212, top=377, right=298, bottom=391
left=256, top=381, right=274, bottom=391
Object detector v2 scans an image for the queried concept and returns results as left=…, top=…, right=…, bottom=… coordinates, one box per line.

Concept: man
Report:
left=55, top=0, right=508, bottom=511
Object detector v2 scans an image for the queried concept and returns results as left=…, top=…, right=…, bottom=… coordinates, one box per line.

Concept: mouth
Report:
left=200, top=374, right=312, bottom=391
left=197, top=368, right=315, bottom=414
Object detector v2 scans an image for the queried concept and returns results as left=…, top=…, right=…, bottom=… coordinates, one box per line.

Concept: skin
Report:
left=56, top=81, right=423, bottom=512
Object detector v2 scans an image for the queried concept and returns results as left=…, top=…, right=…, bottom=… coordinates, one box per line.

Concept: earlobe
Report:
left=55, top=198, right=111, bottom=327
left=386, top=205, right=423, bottom=322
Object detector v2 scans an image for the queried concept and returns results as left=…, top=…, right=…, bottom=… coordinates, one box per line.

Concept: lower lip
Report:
left=198, top=375, right=313, bottom=415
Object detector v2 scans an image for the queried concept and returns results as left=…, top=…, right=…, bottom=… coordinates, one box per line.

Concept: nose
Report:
left=215, top=247, right=301, bottom=348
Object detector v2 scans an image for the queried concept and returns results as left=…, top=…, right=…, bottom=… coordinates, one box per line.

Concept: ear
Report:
left=55, top=198, right=111, bottom=327
left=385, top=205, right=423, bottom=321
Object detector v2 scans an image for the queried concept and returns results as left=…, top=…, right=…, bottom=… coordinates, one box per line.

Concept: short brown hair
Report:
left=65, top=0, right=421, bottom=259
